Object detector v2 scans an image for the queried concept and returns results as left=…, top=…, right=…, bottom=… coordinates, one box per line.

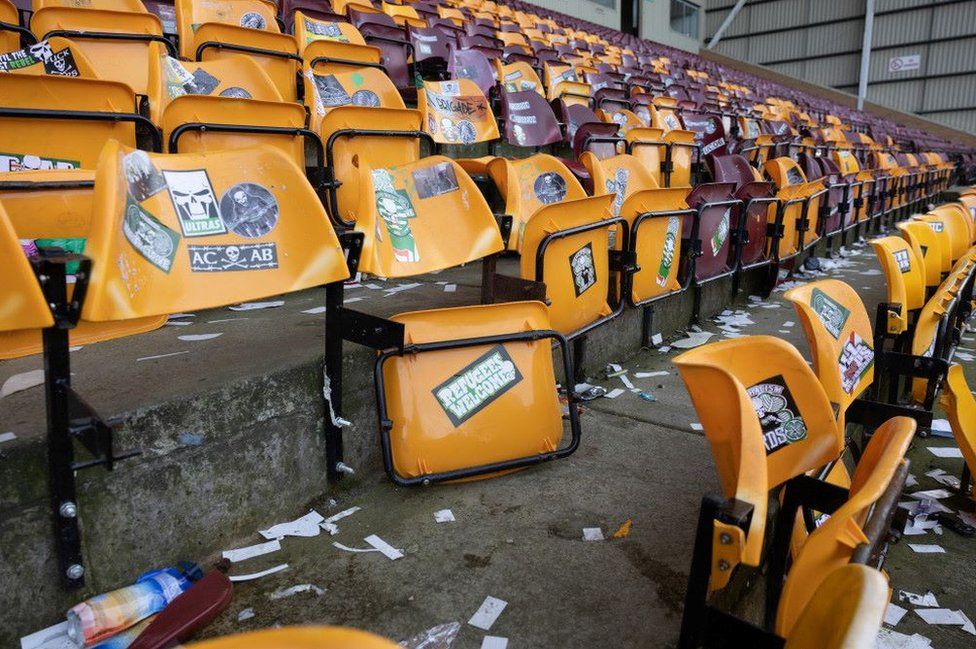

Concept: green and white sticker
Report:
left=747, top=376, right=808, bottom=455
left=710, top=208, right=731, bottom=256
left=838, top=331, right=873, bottom=395
left=434, top=345, right=524, bottom=427
left=656, top=217, right=679, bottom=287
left=810, top=287, right=850, bottom=338
left=0, top=152, right=79, bottom=172
left=372, top=169, right=419, bottom=263
left=122, top=196, right=180, bottom=273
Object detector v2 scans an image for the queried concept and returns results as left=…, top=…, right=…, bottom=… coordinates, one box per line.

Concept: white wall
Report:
left=520, top=0, right=620, bottom=30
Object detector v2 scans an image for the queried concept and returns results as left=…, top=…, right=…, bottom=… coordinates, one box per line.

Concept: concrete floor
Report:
left=4, top=236, right=976, bottom=647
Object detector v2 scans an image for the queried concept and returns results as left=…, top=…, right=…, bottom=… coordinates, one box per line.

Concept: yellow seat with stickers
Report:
left=764, top=157, right=825, bottom=259
left=352, top=155, right=503, bottom=278
left=775, top=416, right=913, bottom=637
left=0, top=169, right=166, bottom=358
left=909, top=289, right=956, bottom=405
left=1, top=0, right=22, bottom=52
left=0, top=36, right=98, bottom=76
left=784, top=280, right=875, bottom=430
left=293, top=12, right=365, bottom=54
left=869, top=237, right=926, bottom=337
left=624, top=126, right=667, bottom=187
left=673, top=336, right=845, bottom=584
left=783, top=564, right=890, bottom=649
left=0, top=73, right=144, bottom=171
left=912, top=213, right=954, bottom=276
left=0, top=202, right=55, bottom=332
left=581, top=151, right=689, bottom=305
left=418, top=79, right=499, bottom=146
left=379, top=301, right=575, bottom=484
left=81, top=141, right=348, bottom=320
left=927, top=203, right=973, bottom=263
left=30, top=1, right=166, bottom=96
left=897, top=220, right=944, bottom=293
left=146, top=46, right=307, bottom=167
left=175, top=0, right=300, bottom=102
left=186, top=627, right=401, bottom=649
left=940, top=364, right=976, bottom=505
left=496, top=60, right=544, bottom=95
left=487, top=153, right=589, bottom=253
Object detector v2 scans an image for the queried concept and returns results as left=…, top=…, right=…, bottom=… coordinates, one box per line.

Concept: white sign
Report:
left=888, top=54, right=921, bottom=73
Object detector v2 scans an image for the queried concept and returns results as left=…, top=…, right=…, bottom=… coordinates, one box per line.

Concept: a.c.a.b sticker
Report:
left=433, top=344, right=524, bottom=427
left=747, top=375, right=808, bottom=455
left=187, top=243, right=278, bottom=272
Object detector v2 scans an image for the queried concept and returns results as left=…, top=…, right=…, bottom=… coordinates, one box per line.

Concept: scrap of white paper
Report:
left=908, top=544, right=945, bottom=553
left=168, top=313, right=194, bottom=319
left=783, top=321, right=794, bottom=327
left=137, top=351, right=189, bottom=362
left=320, top=506, right=361, bottom=535
left=915, top=608, right=966, bottom=625
left=635, top=371, right=668, bottom=378
left=1, top=370, right=45, bottom=399
left=178, top=333, right=223, bottom=342
left=468, top=596, right=507, bottom=631
left=302, top=306, right=327, bottom=315
left=604, top=388, right=625, bottom=399
left=365, top=534, right=404, bottom=560
left=20, top=621, right=73, bottom=649
left=333, top=542, right=381, bottom=554
left=620, top=374, right=635, bottom=390
left=444, top=284, right=457, bottom=293
left=691, top=423, right=703, bottom=431
left=0, top=431, right=16, bottom=444
left=582, top=527, right=604, bottom=541
left=229, top=564, right=289, bottom=582
left=164, top=320, right=193, bottom=326
left=927, top=447, right=963, bottom=458
left=229, top=300, right=284, bottom=311
left=671, top=331, right=714, bottom=349
left=874, top=628, right=932, bottom=649
left=434, top=509, right=456, bottom=523
left=931, top=419, right=952, bottom=433
left=885, top=603, right=908, bottom=626
left=910, top=489, right=952, bottom=500
left=650, top=333, right=663, bottom=346
left=481, top=637, right=508, bottom=649
left=222, top=539, right=281, bottom=563
left=208, top=318, right=247, bottom=324
left=658, top=346, right=671, bottom=353
left=237, top=608, right=255, bottom=621
left=260, top=510, right=324, bottom=540
left=269, top=583, right=325, bottom=600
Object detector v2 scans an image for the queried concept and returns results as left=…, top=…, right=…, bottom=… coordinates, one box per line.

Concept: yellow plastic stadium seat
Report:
left=352, top=155, right=503, bottom=278
left=581, top=151, right=689, bottom=305
left=776, top=416, right=913, bottom=637
left=896, top=220, right=943, bottom=292
left=1, top=0, right=22, bottom=52
left=674, top=336, right=845, bottom=576
left=625, top=126, right=667, bottom=187
left=782, top=564, right=890, bottom=649
left=0, top=169, right=166, bottom=358
left=497, top=60, right=544, bottom=95
left=785, top=280, right=875, bottom=429
left=927, top=203, right=972, bottom=263
left=30, top=4, right=165, bottom=95
left=186, top=626, right=401, bottom=648
left=81, top=141, right=348, bottom=321
left=913, top=214, right=953, bottom=276
left=940, top=364, right=976, bottom=504
left=176, top=0, right=300, bottom=102
left=764, top=157, right=825, bottom=259
left=0, top=202, right=55, bottom=332
left=869, top=237, right=926, bottom=336
left=293, top=12, right=365, bottom=54
left=380, top=301, right=568, bottom=483
left=487, top=153, right=589, bottom=252
left=909, top=289, right=955, bottom=404
left=0, top=35, right=98, bottom=76
left=0, top=74, right=144, bottom=171
left=419, top=79, right=499, bottom=145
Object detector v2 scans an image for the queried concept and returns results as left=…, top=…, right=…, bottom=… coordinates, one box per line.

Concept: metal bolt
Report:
left=335, top=462, right=355, bottom=476
left=59, top=501, right=78, bottom=518
left=66, top=564, right=85, bottom=580
left=718, top=560, right=730, bottom=571
left=719, top=533, right=732, bottom=545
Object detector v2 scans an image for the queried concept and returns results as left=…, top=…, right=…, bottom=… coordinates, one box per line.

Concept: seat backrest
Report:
left=0, top=73, right=138, bottom=170
left=0, top=201, right=54, bottom=332
left=487, top=153, right=588, bottom=252
left=913, top=214, right=953, bottom=275
left=927, top=203, right=971, bottom=263
left=580, top=151, right=659, bottom=216
left=0, top=36, right=98, bottom=76
left=870, top=236, right=926, bottom=337
left=784, top=280, right=875, bottom=426
left=448, top=44, right=495, bottom=98
left=192, top=22, right=299, bottom=101
left=896, top=221, right=943, bottom=290
left=497, top=60, right=542, bottom=94
left=30, top=6, right=163, bottom=95
left=418, top=78, right=499, bottom=145
left=499, top=89, right=562, bottom=148
left=81, top=141, right=349, bottom=320
left=294, top=12, right=366, bottom=52
left=776, top=416, right=913, bottom=637
left=674, top=336, right=845, bottom=567
left=782, top=565, right=889, bottom=649
left=175, top=0, right=279, bottom=57
left=941, top=364, right=976, bottom=503
left=1, top=0, right=21, bottom=52
left=352, top=155, right=503, bottom=277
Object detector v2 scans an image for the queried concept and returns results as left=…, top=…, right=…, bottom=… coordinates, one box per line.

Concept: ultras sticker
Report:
left=163, top=169, right=226, bottom=237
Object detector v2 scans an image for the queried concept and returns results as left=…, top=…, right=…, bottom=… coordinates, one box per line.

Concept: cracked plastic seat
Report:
left=913, top=213, right=954, bottom=277
left=0, top=169, right=166, bottom=359
left=351, top=155, right=502, bottom=278
left=378, top=300, right=576, bottom=484
left=496, top=60, right=542, bottom=94
left=940, top=364, right=976, bottom=505
left=81, top=141, right=349, bottom=320
left=146, top=47, right=307, bottom=167
left=187, top=627, right=401, bottom=648
left=674, top=336, right=845, bottom=578
left=926, top=203, right=973, bottom=264
left=684, top=182, right=738, bottom=284
left=30, top=0, right=167, bottom=95
left=176, top=0, right=301, bottom=102
left=582, top=152, right=689, bottom=306
left=0, top=73, right=148, bottom=171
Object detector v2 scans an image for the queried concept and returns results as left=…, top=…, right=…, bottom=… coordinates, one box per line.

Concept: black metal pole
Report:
left=324, top=278, right=345, bottom=483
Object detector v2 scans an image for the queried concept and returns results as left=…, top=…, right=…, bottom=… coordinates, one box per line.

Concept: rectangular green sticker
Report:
left=122, top=195, right=180, bottom=273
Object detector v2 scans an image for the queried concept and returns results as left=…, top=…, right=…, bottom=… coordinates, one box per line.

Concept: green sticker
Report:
left=122, top=195, right=180, bottom=273
left=747, top=375, right=808, bottom=455
left=0, top=152, right=79, bottom=173
left=810, top=288, right=850, bottom=339
left=35, top=238, right=85, bottom=274
left=372, top=169, right=419, bottom=263
left=710, top=208, right=730, bottom=256
left=656, top=217, right=680, bottom=287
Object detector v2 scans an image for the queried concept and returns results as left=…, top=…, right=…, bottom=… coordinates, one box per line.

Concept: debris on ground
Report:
left=468, top=597, right=507, bottom=631
left=398, top=621, right=461, bottom=649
